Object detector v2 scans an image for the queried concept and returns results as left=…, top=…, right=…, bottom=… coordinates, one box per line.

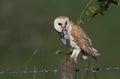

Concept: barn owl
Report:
left=54, top=16, right=100, bottom=62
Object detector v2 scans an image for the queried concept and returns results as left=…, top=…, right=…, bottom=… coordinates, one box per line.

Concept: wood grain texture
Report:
left=61, top=56, right=76, bottom=79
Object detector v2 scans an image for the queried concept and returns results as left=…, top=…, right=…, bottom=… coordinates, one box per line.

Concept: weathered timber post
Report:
left=61, top=56, right=76, bottom=79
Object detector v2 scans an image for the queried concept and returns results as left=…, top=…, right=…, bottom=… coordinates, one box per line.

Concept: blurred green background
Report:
left=0, top=0, right=120, bottom=79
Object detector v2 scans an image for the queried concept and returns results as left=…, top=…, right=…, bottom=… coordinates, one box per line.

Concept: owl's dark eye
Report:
left=65, top=22, right=67, bottom=25
left=58, top=23, right=62, bottom=26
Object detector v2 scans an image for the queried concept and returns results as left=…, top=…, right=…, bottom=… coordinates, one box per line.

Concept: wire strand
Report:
left=0, top=67, right=120, bottom=75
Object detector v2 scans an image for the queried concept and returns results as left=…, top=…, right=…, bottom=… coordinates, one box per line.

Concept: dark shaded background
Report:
left=0, top=0, right=120, bottom=79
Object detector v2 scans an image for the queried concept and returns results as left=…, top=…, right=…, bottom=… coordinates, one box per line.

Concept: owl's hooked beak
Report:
left=61, top=25, right=67, bottom=33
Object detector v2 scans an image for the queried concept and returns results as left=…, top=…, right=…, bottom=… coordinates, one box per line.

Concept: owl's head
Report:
left=54, top=16, right=70, bottom=32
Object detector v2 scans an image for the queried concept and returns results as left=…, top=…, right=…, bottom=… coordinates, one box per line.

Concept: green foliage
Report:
left=55, top=48, right=73, bottom=55
left=88, top=6, right=97, bottom=14
left=66, top=48, right=73, bottom=55
left=85, top=10, right=90, bottom=16
left=92, top=0, right=119, bottom=17
left=77, top=19, right=84, bottom=25
left=78, top=0, right=120, bottom=24
left=85, top=6, right=98, bottom=18
left=55, top=50, right=63, bottom=55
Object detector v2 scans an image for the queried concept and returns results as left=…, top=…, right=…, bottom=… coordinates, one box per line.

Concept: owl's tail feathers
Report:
left=92, top=47, right=100, bottom=56
left=82, top=47, right=100, bottom=60
left=91, top=47, right=100, bottom=61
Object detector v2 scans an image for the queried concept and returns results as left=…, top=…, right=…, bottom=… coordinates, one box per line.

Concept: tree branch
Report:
left=79, top=0, right=93, bottom=20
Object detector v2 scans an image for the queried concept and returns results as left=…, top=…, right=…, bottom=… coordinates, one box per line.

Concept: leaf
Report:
left=85, top=10, right=90, bottom=16
left=88, top=6, right=96, bottom=14
left=69, top=48, right=73, bottom=52
left=66, top=48, right=73, bottom=55
left=77, top=19, right=84, bottom=25
left=55, top=50, right=63, bottom=55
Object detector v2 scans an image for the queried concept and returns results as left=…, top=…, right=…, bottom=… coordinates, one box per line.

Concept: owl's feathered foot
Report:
left=70, top=49, right=81, bottom=63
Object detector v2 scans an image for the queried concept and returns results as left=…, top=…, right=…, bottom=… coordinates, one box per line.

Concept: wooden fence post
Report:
left=61, top=56, right=76, bottom=79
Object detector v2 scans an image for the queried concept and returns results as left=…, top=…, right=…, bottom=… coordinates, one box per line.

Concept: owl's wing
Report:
left=69, top=21, right=100, bottom=56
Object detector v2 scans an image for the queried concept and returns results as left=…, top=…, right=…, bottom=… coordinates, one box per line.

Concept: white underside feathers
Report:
left=82, top=55, right=88, bottom=60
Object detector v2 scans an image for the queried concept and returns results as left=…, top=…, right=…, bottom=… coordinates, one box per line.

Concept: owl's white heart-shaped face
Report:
left=54, top=16, right=70, bottom=32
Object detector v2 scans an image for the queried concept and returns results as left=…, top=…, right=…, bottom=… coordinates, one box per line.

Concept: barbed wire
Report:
left=77, top=66, right=120, bottom=72
left=0, top=66, right=120, bottom=76
left=0, top=69, right=59, bottom=75
left=1, top=50, right=119, bottom=76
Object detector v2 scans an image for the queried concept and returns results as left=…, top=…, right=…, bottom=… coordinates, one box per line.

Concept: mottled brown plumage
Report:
left=69, top=21, right=100, bottom=56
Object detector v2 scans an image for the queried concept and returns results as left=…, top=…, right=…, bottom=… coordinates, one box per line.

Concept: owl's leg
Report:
left=70, top=49, right=81, bottom=62
left=70, top=49, right=76, bottom=58
left=75, top=49, right=81, bottom=58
